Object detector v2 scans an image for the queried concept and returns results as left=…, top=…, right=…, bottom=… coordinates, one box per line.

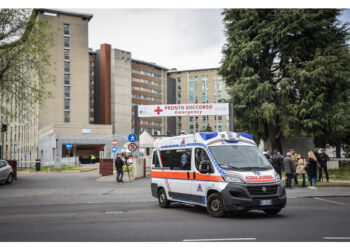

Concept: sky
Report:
left=73, top=8, right=350, bottom=71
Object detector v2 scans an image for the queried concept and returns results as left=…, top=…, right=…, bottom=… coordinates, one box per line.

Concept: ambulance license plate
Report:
left=260, top=200, right=272, bottom=206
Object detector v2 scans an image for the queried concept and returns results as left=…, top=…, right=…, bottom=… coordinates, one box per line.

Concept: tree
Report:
left=200, top=124, right=213, bottom=132
left=0, top=9, right=54, bottom=119
left=220, top=9, right=350, bottom=155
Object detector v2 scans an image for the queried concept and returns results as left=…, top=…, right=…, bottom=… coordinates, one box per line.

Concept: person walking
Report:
left=318, top=148, right=330, bottom=182
left=296, top=154, right=307, bottom=187
left=289, top=148, right=299, bottom=185
left=282, top=152, right=296, bottom=189
left=271, top=151, right=283, bottom=178
left=115, top=154, right=125, bottom=183
left=307, top=151, right=318, bottom=189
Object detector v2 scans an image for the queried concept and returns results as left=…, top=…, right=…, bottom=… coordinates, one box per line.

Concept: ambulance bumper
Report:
left=221, top=182, right=287, bottom=212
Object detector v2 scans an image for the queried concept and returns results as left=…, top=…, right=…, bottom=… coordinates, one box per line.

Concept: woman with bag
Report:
left=307, top=151, right=318, bottom=189
left=296, top=154, right=307, bottom=187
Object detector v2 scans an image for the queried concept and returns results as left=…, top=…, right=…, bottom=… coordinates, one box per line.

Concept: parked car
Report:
left=0, top=160, right=14, bottom=184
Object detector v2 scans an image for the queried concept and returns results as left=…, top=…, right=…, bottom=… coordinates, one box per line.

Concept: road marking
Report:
left=323, top=237, right=350, bottom=240
left=183, top=238, right=256, bottom=242
left=313, top=197, right=348, bottom=206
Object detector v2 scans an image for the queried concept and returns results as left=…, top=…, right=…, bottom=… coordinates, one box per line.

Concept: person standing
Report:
left=318, top=148, right=330, bottom=182
left=271, top=152, right=283, bottom=178
left=289, top=148, right=299, bottom=185
left=263, top=148, right=272, bottom=162
left=296, top=154, right=307, bottom=187
left=115, top=154, right=125, bottom=183
left=283, top=152, right=296, bottom=189
left=307, top=151, right=318, bottom=189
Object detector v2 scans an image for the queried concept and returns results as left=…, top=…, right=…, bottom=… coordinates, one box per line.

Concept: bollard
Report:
left=35, top=158, right=41, bottom=171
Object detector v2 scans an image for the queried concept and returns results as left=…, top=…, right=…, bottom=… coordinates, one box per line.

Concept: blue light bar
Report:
left=199, top=132, right=218, bottom=141
left=236, top=132, right=254, bottom=141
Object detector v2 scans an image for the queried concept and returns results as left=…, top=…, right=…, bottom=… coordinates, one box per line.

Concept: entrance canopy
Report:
left=138, top=103, right=229, bottom=117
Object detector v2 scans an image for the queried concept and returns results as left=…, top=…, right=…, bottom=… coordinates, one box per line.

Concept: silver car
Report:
left=0, top=160, right=13, bottom=184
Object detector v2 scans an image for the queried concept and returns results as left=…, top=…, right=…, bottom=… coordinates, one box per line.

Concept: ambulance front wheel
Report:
left=158, top=188, right=171, bottom=208
left=207, top=193, right=226, bottom=217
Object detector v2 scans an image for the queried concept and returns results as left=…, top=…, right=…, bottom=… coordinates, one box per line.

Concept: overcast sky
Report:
left=73, top=8, right=350, bottom=71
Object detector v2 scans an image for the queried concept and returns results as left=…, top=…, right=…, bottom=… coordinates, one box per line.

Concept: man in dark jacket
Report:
left=271, top=152, right=283, bottom=178
left=318, top=148, right=330, bottom=182
left=115, top=154, right=125, bottom=183
left=283, top=153, right=296, bottom=188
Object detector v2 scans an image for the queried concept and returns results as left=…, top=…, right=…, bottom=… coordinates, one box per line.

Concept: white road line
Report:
left=323, top=237, right=350, bottom=240
left=313, top=197, right=348, bottom=206
left=183, top=238, right=256, bottom=242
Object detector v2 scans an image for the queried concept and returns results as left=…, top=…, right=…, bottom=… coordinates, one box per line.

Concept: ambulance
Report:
left=151, top=131, right=286, bottom=217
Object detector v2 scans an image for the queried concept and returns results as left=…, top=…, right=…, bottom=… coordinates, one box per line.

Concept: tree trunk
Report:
left=336, top=145, right=341, bottom=158
left=268, top=124, right=283, bottom=155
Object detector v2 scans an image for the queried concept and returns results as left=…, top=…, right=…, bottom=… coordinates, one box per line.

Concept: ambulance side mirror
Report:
left=199, top=160, right=210, bottom=174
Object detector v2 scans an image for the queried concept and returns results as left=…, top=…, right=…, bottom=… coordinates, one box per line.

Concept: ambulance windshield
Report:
left=209, top=145, right=272, bottom=170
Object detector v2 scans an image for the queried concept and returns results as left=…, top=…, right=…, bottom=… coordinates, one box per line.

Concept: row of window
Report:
left=132, top=69, right=161, bottom=79
left=132, top=77, right=161, bottom=87
left=132, top=86, right=161, bottom=95
left=132, top=94, right=161, bottom=103
left=64, top=24, right=70, bottom=123
left=140, top=120, right=161, bottom=126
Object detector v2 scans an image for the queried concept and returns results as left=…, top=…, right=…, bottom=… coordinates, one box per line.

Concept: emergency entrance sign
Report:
left=138, top=103, right=229, bottom=117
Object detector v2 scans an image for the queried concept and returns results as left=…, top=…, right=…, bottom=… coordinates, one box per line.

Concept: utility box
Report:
left=99, top=159, right=114, bottom=176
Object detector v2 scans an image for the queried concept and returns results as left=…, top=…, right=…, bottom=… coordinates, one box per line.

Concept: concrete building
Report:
left=168, top=68, right=230, bottom=135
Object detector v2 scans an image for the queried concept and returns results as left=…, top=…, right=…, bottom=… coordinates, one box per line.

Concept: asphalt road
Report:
left=0, top=171, right=349, bottom=242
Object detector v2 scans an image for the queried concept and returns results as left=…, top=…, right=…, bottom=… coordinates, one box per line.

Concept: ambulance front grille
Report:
left=247, top=185, right=278, bottom=196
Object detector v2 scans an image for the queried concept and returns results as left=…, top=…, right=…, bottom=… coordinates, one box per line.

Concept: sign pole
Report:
left=127, top=154, right=131, bottom=182
left=229, top=102, right=234, bottom=132
left=68, top=149, right=70, bottom=166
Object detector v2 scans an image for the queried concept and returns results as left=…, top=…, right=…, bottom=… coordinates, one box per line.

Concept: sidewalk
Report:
left=286, top=186, right=350, bottom=198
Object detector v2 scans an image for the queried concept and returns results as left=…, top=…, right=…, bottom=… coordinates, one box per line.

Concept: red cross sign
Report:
left=154, top=106, right=163, bottom=115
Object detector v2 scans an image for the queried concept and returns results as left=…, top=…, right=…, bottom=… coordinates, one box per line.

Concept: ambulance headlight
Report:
left=274, top=171, right=281, bottom=182
left=222, top=175, right=244, bottom=183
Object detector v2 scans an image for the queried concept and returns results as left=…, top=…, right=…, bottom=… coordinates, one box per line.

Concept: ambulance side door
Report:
left=191, top=147, right=216, bottom=205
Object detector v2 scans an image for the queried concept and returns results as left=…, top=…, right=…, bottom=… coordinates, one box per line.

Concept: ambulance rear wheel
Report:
left=207, top=193, right=226, bottom=217
left=158, top=188, right=171, bottom=208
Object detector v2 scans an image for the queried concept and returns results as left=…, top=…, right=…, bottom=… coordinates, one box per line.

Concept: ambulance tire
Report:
left=207, top=193, right=226, bottom=217
left=263, top=208, right=282, bottom=215
left=158, top=188, right=171, bottom=208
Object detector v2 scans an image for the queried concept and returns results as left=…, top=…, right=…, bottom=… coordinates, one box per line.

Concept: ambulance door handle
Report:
left=193, top=172, right=196, bottom=180
left=187, top=172, right=190, bottom=179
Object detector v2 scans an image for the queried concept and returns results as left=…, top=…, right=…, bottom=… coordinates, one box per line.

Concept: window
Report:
left=195, top=148, right=214, bottom=173
left=90, top=89, right=94, bottom=94
left=64, top=24, right=70, bottom=35
left=90, top=61, right=94, bottom=66
left=64, top=111, right=70, bottom=123
left=159, top=149, right=192, bottom=171
left=64, top=74, right=70, bottom=85
left=64, top=99, right=70, bottom=110
left=89, top=117, right=94, bottom=121
left=64, top=37, right=70, bottom=48
left=90, top=108, right=94, bottom=112
left=64, top=49, right=70, bottom=60
left=90, top=71, right=94, bottom=76
left=152, top=151, right=161, bottom=168
left=90, top=80, right=94, bottom=85
left=64, top=86, right=70, bottom=97
left=64, top=61, right=70, bottom=73
left=90, top=98, right=94, bottom=103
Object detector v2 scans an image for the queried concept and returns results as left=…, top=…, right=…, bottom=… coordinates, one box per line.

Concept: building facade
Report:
left=168, top=68, right=231, bottom=135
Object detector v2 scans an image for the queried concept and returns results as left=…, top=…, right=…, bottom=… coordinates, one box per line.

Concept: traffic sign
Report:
left=112, top=139, right=117, bottom=146
left=128, top=142, right=138, bottom=152
left=66, top=143, right=72, bottom=150
left=128, top=133, right=137, bottom=142
left=112, top=146, right=117, bottom=152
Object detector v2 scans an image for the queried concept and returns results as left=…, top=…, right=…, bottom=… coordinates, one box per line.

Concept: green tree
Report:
left=0, top=9, right=54, bottom=119
left=220, top=9, right=350, bottom=155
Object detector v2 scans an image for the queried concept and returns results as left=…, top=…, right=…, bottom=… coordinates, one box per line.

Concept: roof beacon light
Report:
left=225, top=131, right=239, bottom=143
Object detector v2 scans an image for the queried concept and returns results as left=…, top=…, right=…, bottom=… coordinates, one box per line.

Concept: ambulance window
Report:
left=152, top=151, right=161, bottom=168
left=195, top=148, right=214, bottom=173
left=160, top=149, right=191, bottom=171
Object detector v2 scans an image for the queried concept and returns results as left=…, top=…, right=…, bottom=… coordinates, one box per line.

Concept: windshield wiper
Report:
left=218, top=164, right=241, bottom=170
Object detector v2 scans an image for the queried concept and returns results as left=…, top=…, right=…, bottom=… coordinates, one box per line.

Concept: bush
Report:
left=123, top=165, right=133, bottom=172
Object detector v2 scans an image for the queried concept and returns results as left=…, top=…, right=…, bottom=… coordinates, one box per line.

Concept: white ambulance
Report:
left=151, top=131, right=286, bottom=217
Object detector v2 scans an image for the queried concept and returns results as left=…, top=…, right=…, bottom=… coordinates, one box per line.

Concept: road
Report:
left=0, top=170, right=349, bottom=242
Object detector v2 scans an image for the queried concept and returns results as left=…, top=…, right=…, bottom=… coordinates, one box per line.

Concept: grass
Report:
left=18, top=165, right=83, bottom=172
left=328, top=163, right=350, bottom=180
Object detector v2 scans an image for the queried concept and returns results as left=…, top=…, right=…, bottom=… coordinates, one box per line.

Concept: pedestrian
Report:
left=271, top=151, right=283, bottom=178
left=115, top=153, right=125, bottom=183
left=307, top=151, right=318, bottom=189
left=318, top=148, right=330, bottom=182
left=289, top=148, right=299, bottom=185
left=263, top=148, right=272, bottom=162
left=282, top=152, right=296, bottom=189
left=296, top=154, right=307, bottom=187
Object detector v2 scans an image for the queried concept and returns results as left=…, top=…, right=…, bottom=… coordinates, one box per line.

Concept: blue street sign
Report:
left=66, top=143, right=72, bottom=150
left=112, top=146, right=117, bottom=152
left=128, top=133, right=137, bottom=142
